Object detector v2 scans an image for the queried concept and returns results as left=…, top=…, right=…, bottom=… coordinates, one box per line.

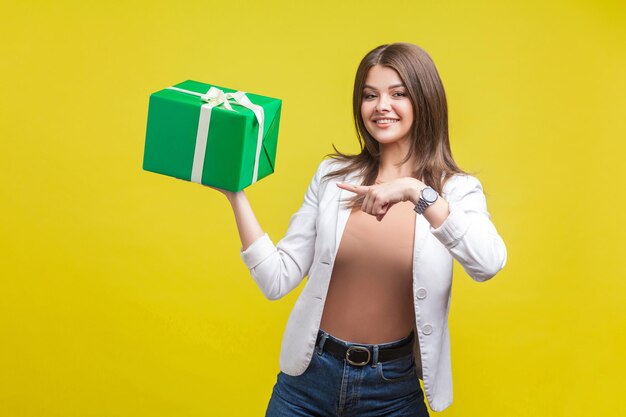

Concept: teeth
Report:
left=375, top=119, right=398, bottom=124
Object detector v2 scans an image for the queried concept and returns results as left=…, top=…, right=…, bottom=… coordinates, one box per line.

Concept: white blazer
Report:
left=240, top=158, right=507, bottom=412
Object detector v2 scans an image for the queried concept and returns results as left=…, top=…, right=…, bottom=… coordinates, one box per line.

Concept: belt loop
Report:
left=371, top=345, right=379, bottom=368
left=317, top=332, right=329, bottom=355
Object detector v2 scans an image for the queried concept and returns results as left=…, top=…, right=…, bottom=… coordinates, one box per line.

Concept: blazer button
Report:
left=416, top=287, right=428, bottom=299
left=422, top=324, right=433, bottom=335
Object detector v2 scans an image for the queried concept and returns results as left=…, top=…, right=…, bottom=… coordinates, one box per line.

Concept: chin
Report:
left=372, top=134, right=411, bottom=145
left=366, top=127, right=411, bottom=144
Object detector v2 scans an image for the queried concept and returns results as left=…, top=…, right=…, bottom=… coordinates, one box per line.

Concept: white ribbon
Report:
left=166, top=85, right=265, bottom=184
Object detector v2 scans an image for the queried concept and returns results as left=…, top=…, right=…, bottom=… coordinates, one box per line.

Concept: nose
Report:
left=375, top=94, right=391, bottom=112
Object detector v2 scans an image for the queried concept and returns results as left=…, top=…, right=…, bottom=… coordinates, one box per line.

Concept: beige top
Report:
left=319, top=200, right=417, bottom=344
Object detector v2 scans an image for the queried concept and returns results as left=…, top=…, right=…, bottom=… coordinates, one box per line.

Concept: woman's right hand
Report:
left=205, top=185, right=238, bottom=202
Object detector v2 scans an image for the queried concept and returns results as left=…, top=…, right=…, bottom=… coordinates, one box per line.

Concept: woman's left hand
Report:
left=337, top=177, right=424, bottom=221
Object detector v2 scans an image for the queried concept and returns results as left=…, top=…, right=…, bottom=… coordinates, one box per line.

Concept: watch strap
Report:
left=414, top=199, right=430, bottom=215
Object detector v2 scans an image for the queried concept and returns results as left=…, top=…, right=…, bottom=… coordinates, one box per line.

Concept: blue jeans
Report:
left=266, top=330, right=430, bottom=417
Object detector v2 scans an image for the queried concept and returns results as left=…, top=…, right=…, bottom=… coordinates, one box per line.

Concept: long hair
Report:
left=324, top=42, right=469, bottom=205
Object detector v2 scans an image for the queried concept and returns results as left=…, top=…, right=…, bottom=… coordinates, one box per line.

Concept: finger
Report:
left=370, top=190, right=388, bottom=216
left=375, top=205, right=387, bottom=222
left=337, top=182, right=369, bottom=195
left=364, top=192, right=377, bottom=215
left=361, top=193, right=369, bottom=214
left=206, top=184, right=232, bottom=196
left=375, top=200, right=397, bottom=221
left=362, top=193, right=374, bottom=215
left=386, top=201, right=398, bottom=213
left=372, top=202, right=389, bottom=221
left=376, top=202, right=388, bottom=216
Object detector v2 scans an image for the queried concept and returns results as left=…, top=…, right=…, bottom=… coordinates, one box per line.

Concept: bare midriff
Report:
left=319, top=200, right=417, bottom=344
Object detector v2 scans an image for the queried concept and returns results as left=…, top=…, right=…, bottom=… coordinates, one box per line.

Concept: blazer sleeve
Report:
left=239, top=160, right=327, bottom=300
left=430, top=174, right=507, bottom=282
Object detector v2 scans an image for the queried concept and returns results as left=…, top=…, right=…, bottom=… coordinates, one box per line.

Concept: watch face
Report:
left=422, top=187, right=438, bottom=203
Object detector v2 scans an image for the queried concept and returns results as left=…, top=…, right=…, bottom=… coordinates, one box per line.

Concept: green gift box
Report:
left=143, top=80, right=282, bottom=191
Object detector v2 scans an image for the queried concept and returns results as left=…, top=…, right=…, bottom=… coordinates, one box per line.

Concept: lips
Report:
left=373, top=118, right=400, bottom=126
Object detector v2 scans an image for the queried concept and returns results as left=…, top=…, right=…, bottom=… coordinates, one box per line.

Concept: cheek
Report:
left=401, top=102, right=413, bottom=115
left=360, top=102, right=369, bottom=119
left=401, top=105, right=414, bottom=124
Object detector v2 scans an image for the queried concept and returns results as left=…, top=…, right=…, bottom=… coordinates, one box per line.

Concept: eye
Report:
left=393, top=91, right=408, bottom=97
left=363, top=93, right=377, bottom=100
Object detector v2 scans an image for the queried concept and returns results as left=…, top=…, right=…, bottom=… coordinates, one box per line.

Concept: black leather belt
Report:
left=317, top=331, right=414, bottom=367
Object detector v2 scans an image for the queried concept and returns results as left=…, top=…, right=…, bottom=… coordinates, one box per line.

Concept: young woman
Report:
left=215, top=43, right=507, bottom=416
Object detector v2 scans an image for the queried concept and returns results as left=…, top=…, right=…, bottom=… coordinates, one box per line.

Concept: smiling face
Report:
left=360, top=64, right=414, bottom=147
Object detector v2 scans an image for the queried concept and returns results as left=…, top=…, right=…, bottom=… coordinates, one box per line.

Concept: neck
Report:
left=377, top=141, right=416, bottom=181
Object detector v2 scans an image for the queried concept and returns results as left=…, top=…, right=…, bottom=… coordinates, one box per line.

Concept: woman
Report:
left=215, top=43, right=507, bottom=416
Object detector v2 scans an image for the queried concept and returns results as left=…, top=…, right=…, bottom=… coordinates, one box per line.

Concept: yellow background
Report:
left=1, top=0, right=625, bottom=416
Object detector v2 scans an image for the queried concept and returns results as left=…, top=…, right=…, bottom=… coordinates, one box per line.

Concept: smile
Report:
left=375, top=119, right=399, bottom=124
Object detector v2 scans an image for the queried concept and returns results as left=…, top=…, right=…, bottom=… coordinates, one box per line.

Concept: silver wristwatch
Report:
left=414, top=186, right=439, bottom=215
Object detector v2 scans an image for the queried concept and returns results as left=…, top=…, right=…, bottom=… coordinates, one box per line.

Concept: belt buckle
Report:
left=346, top=346, right=371, bottom=366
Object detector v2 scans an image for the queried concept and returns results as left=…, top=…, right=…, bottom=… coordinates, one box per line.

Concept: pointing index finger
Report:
left=337, top=182, right=368, bottom=195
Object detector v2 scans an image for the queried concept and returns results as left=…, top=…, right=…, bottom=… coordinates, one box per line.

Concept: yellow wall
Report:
left=1, top=1, right=624, bottom=415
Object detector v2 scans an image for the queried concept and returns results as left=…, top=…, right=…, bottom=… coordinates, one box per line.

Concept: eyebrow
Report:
left=363, top=83, right=406, bottom=90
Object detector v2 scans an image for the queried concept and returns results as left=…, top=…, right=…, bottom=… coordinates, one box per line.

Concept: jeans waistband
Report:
left=316, top=329, right=414, bottom=349
left=315, top=329, right=415, bottom=366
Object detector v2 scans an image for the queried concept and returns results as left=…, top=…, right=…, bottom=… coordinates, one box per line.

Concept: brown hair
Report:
left=324, top=42, right=469, bottom=205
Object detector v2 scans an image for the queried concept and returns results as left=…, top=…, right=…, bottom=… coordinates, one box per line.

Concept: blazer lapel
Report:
left=412, top=207, right=431, bottom=283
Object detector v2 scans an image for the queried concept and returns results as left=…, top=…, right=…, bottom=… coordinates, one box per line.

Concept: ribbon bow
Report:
left=166, top=85, right=265, bottom=185
left=200, top=86, right=242, bottom=111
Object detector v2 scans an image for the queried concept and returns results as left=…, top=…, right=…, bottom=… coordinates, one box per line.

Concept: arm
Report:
left=225, top=191, right=264, bottom=251
left=428, top=175, right=507, bottom=282
left=337, top=175, right=506, bottom=282
left=337, top=177, right=447, bottom=223
left=218, top=161, right=325, bottom=300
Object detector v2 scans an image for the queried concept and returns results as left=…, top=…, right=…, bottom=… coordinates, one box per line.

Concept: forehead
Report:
left=363, top=65, right=404, bottom=89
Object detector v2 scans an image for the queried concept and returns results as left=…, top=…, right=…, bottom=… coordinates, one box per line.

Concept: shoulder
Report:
left=317, top=157, right=350, bottom=173
left=312, top=157, right=352, bottom=179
